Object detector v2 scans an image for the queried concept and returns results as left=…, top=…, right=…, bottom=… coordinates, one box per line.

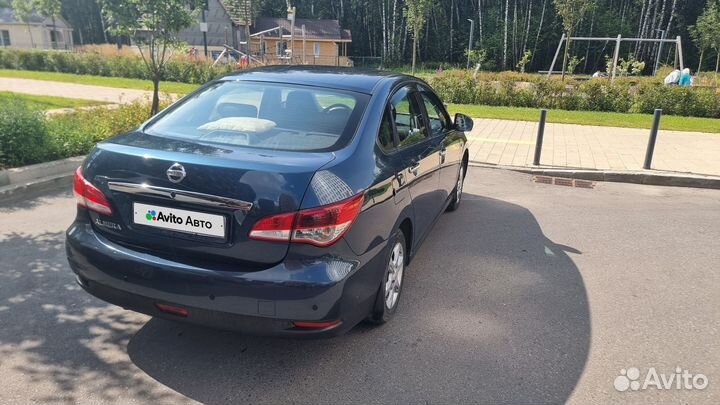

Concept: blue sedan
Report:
left=66, top=66, right=472, bottom=337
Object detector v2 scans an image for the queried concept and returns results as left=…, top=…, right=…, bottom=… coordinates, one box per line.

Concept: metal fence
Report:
left=252, top=54, right=353, bottom=67
left=349, top=56, right=383, bottom=69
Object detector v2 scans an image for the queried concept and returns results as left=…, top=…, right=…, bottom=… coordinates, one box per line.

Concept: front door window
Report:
left=418, top=90, right=450, bottom=136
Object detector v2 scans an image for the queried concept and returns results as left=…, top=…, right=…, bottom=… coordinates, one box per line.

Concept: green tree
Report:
left=566, top=55, right=584, bottom=75
left=101, top=0, right=200, bottom=114
left=691, top=1, right=720, bottom=75
left=691, top=6, right=712, bottom=74
left=554, top=0, right=595, bottom=80
left=33, top=0, right=61, bottom=49
left=517, top=50, right=532, bottom=73
left=404, top=0, right=432, bottom=75
left=11, top=0, right=36, bottom=48
left=466, top=48, right=489, bottom=69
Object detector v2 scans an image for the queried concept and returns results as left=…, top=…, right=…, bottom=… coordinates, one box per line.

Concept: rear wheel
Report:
left=367, top=231, right=406, bottom=324
left=446, top=164, right=465, bottom=212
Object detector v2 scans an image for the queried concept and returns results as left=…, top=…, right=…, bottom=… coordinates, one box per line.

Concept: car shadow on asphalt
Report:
left=126, top=193, right=591, bottom=404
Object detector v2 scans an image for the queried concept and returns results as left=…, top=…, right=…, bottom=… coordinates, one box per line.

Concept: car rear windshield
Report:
left=145, top=80, right=369, bottom=152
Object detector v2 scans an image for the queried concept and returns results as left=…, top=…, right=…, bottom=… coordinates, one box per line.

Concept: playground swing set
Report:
left=546, top=34, right=685, bottom=81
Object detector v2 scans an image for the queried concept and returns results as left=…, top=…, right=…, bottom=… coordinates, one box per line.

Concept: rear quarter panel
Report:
left=299, top=79, right=414, bottom=258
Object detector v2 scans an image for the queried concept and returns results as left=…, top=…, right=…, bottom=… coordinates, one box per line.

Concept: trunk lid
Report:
left=83, top=132, right=334, bottom=269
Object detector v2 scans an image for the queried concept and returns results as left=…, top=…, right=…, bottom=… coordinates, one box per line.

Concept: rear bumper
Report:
left=66, top=222, right=388, bottom=337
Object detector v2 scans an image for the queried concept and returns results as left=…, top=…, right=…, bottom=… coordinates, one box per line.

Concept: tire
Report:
left=367, top=231, right=407, bottom=324
left=446, top=163, right=466, bottom=212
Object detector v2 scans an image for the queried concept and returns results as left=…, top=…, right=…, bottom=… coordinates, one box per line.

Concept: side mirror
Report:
left=454, top=113, right=474, bottom=132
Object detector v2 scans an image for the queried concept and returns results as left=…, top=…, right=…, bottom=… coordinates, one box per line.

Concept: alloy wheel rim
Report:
left=385, top=242, right=404, bottom=309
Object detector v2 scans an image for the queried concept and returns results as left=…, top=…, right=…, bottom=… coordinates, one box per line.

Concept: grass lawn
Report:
left=448, top=104, right=720, bottom=134
left=0, top=69, right=198, bottom=95
left=0, top=91, right=107, bottom=110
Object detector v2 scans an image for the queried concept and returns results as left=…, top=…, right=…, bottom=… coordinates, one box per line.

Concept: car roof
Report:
left=219, top=65, right=411, bottom=94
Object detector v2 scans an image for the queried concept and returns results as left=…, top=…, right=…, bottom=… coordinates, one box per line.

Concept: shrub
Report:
left=473, top=81, right=500, bottom=105
left=533, top=80, right=568, bottom=109
left=426, top=69, right=720, bottom=117
left=0, top=48, right=234, bottom=84
left=17, top=50, right=47, bottom=71
left=577, top=80, right=633, bottom=112
left=497, top=81, right=535, bottom=107
left=428, top=70, right=476, bottom=104
left=0, top=99, right=168, bottom=169
left=0, top=98, right=51, bottom=167
left=46, top=100, right=167, bottom=159
left=633, top=83, right=720, bottom=117
left=45, top=113, right=97, bottom=158
left=76, top=52, right=112, bottom=76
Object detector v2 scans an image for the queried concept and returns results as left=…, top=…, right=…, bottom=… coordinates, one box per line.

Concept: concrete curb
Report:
left=469, top=162, right=720, bottom=190
left=0, top=156, right=83, bottom=202
left=0, top=173, right=74, bottom=202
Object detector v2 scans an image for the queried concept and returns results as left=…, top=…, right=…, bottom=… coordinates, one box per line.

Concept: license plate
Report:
left=132, top=202, right=226, bottom=239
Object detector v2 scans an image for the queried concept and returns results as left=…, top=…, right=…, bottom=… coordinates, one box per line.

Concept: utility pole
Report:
left=288, top=5, right=296, bottom=64
left=466, top=19, right=474, bottom=69
left=302, top=24, right=306, bottom=64
left=201, top=0, right=208, bottom=57
left=224, top=26, right=229, bottom=63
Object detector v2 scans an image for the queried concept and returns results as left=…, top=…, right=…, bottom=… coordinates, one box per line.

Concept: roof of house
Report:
left=0, top=7, right=45, bottom=24
left=218, top=0, right=253, bottom=26
left=0, top=7, right=72, bottom=27
left=251, top=17, right=351, bottom=42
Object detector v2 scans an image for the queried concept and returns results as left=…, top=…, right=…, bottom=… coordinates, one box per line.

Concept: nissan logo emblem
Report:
left=166, top=163, right=186, bottom=183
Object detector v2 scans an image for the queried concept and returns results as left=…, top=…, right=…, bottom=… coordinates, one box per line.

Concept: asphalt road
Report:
left=1, top=167, right=718, bottom=405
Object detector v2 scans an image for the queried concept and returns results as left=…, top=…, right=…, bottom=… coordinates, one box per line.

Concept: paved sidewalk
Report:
left=0, top=78, right=176, bottom=104
left=467, top=118, right=720, bottom=177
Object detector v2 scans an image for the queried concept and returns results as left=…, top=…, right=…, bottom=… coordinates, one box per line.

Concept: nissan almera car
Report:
left=66, top=66, right=473, bottom=337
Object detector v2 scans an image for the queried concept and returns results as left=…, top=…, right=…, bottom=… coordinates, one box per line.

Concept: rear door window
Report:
left=145, top=81, right=368, bottom=152
left=378, top=106, right=397, bottom=151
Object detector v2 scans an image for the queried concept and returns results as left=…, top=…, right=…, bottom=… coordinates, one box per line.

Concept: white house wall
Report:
left=0, top=23, right=73, bottom=50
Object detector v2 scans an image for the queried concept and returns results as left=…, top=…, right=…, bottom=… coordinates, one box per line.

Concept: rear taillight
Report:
left=249, top=193, right=364, bottom=247
left=73, top=167, right=112, bottom=215
left=293, top=193, right=364, bottom=246
left=247, top=212, right=295, bottom=242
